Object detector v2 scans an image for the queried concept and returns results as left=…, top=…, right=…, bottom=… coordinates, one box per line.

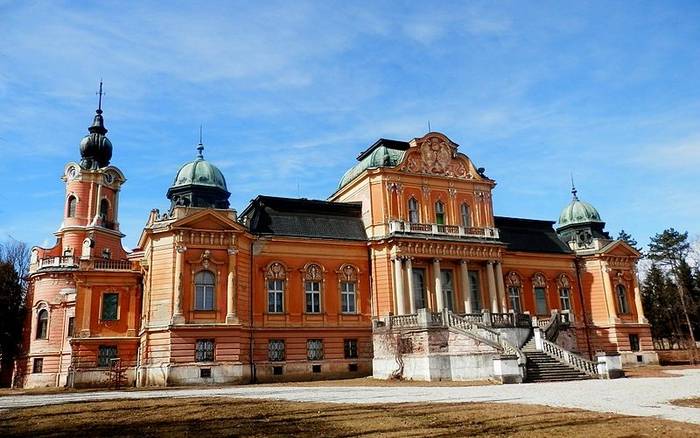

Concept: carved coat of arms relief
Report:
left=401, top=135, right=473, bottom=179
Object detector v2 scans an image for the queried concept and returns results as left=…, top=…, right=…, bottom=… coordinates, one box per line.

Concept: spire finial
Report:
left=96, top=79, right=104, bottom=114
left=196, top=124, right=204, bottom=159
left=570, top=173, right=578, bottom=200
left=427, top=120, right=431, bottom=132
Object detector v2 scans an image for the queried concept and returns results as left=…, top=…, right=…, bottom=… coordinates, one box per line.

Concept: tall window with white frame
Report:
left=408, top=197, right=419, bottom=224
left=304, top=263, right=323, bottom=313
left=460, top=203, right=470, bottom=228
left=339, top=264, right=358, bottom=314
left=265, top=262, right=287, bottom=313
left=505, top=271, right=522, bottom=313
left=616, top=284, right=630, bottom=314
left=434, top=200, right=445, bottom=225
left=557, top=274, right=572, bottom=312
left=36, top=309, right=48, bottom=340
left=532, top=273, right=549, bottom=315
left=67, top=195, right=77, bottom=218
left=194, top=270, right=215, bottom=311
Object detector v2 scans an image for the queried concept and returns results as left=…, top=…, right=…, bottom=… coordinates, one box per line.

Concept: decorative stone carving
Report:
left=557, top=274, right=571, bottom=289
left=505, top=271, right=522, bottom=287
left=265, top=262, right=287, bottom=280
left=532, top=272, right=547, bottom=288
left=338, top=264, right=358, bottom=282
left=400, top=135, right=472, bottom=179
left=303, top=263, right=323, bottom=281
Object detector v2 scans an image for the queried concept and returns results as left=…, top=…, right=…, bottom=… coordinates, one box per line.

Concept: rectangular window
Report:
left=307, top=339, right=324, bottom=361
left=200, top=368, right=212, bottom=378
left=617, top=285, right=630, bottom=314
left=305, top=281, right=321, bottom=313
left=469, top=271, right=482, bottom=312
left=412, top=268, right=427, bottom=310
left=268, top=339, right=285, bottom=362
left=267, top=280, right=284, bottom=313
left=629, top=334, right=640, bottom=352
left=67, top=317, right=75, bottom=338
left=312, top=364, right=322, bottom=373
left=341, top=281, right=356, bottom=313
left=559, top=288, right=571, bottom=311
left=195, top=285, right=215, bottom=310
left=98, top=345, right=118, bottom=367
left=508, top=287, right=522, bottom=313
left=441, top=270, right=454, bottom=311
left=195, top=339, right=215, bottom=362
left=348, top=363, right=358, bottom=372
left=534, top=287, right=548, bottom=315
left=32, top=358, right=43, bottom=373
left=344, top=339, right=358, bottom=359
left=272, top=365, right=284, bottom=375
left=101, top=293, right=119, bottom=321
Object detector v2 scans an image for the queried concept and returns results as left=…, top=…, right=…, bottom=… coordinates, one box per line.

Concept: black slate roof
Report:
left=495, top=216, right=572, bottom=254
left=241, top=196, right=367, bottom=241
left=356, top=138, right=410, bottom=160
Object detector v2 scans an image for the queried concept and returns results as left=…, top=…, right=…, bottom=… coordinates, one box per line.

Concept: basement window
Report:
left=348, top=363, right=358, bottom=372
left=312, top=364, right=322, bottom=373
left=272, top=366, right=283, bottom=375
left=200, top=368, right=212, bottom=378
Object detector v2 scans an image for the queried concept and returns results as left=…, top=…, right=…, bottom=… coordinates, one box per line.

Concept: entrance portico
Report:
left=390, top=241, right=506, bottom=315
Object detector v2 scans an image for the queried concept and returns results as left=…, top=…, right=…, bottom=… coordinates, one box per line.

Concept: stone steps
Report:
left=524, top=345, right=590, bottom=383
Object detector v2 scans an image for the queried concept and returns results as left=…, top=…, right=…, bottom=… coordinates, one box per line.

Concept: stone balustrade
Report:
left=388, top=220, right=500, bottom=239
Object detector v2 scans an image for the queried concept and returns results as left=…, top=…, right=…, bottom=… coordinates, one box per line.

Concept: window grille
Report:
left=195, top=339, right=215, bottom=362
left=98, top=345, right=118, bottom=367
left=268, top=340, right=285, bottom=362
left=307, top=339, right=324, bottom=361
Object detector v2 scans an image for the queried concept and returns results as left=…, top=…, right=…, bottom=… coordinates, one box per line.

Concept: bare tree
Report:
left=0, top=238, right=30, bottom=386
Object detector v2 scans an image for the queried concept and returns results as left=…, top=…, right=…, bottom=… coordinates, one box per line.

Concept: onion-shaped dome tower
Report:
left=79, top=82, right=113, bottom=170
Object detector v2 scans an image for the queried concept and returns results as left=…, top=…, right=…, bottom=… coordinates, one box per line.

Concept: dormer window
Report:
left=460, top=203, right=471, bottom=228
left=102, top=248, right=111, bottom=260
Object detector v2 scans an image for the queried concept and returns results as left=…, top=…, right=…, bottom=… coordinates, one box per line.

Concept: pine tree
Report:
left=618, top=229, right=640, bottom=251
left=647, top=228, right=697, bottom=361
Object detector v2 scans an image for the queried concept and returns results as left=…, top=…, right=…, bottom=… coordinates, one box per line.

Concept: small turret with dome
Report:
left=166, top=131, right=230, bottom=210
left=79, top=81, right=113, bottom=170
left=556, top=180, right=609, bottom=249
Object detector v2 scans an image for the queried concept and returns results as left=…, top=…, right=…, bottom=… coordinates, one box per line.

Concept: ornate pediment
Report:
left=398, top=133, right=485, bottom=181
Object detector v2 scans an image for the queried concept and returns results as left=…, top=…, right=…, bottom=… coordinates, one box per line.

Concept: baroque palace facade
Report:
left=17, top=102, right=656, bottom=388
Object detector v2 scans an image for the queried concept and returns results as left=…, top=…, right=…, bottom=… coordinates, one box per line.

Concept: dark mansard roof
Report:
left=495, top=216, right=573, bottom=254
left=241, top=196, right=367, bottom=241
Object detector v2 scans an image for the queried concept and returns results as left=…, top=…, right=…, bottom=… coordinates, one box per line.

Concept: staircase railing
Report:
left=541, top=339, right=599, bottom=378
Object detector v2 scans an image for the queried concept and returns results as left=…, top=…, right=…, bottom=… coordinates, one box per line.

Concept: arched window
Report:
left=304, top=263, right=323, bottom=313
left=194, top=270, right=215, bottom=311
left=265, top=262, right=286, bottom=313
left=67, top=196, right=77, bottom=218
left=616, top=284, right=629, bottom=314
left=339, top=264, right=358, bottom=314
left=408, top=198, right=419, bottom=224
left=505, top=272, right=522, bottom=313
left=460, top=203, right=471, bottom=228
left=434, top=200, right=445, bottom=225
left=36, top=309, right=48, bottom=340
left=99, top=199, right=110, bottom=221
left=557, top=275, right=572, bottom=311
left=532, top=273, right=549, bottom=315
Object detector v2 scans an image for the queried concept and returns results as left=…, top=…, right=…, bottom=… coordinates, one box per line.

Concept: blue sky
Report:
left=1, top=1, right=699, bottom=251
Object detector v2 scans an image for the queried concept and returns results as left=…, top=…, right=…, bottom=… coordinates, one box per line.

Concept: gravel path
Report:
left=1, top=369, right=699, bottom=424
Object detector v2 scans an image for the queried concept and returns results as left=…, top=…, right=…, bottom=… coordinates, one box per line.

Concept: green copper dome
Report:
left=558, top=187, right=602, bottom=227
left=338, top=145, right=406, bottom=189
left=171, top=149, right=227, bottom=191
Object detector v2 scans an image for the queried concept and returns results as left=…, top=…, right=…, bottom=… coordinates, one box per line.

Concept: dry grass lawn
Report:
left=624, top=364, right=700, bottom=378
left=1, top=397, right=699, bottom=437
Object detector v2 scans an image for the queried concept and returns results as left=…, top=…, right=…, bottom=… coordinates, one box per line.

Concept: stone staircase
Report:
left=521, top=338, right=590, bottom=383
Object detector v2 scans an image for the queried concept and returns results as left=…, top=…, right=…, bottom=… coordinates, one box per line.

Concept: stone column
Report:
left=632, top=271, right=647, bottom=324
left=226, top=248, right=239, bottom=323
left=460, top=260, right=472, bottom=313
left=405, top=257, right=416, bottom=314
left=80, top=286, right=92, bottom=338
left=433, top=258, right=444, bottom=310
left=172, top=245, right=186, bottom=324
left=600, top=262, right=617, bottom=323
left=487, top=260, right=499, bottom=313
left=91, top=183, right=102, bottom=225
left=495, top=262, right=507, bottom=312
left=393, top=256, right=405, bottom=315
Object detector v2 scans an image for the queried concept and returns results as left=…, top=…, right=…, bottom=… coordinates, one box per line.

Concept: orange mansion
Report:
left=18, top=102, right=655, bottom=388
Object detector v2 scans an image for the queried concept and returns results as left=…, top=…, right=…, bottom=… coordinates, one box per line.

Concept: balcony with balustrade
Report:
left=388, top=220, right=499, bottom=240
left=32, top=256, right=136, bottom=273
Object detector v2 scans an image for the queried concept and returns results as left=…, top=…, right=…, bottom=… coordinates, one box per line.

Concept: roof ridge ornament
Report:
left=570, top=173, right=579, bottom=200
left=196, top=124, right=204, bottom=159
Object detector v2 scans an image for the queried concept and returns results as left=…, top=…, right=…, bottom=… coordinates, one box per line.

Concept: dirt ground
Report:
left=624, top=364, right=700, bottom=378
left=1, top=397, right=699, bottom=437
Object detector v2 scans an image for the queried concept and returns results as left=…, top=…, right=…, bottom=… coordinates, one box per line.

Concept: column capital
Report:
left=227, top=247, right=239, bottom=256
left=392, top=255, right=404, bottom=262
left=176, top=245, right=187, bottom=254
left=432, top=258, right=442, bottom=264
left=460, top=259, right=469, bottom=266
